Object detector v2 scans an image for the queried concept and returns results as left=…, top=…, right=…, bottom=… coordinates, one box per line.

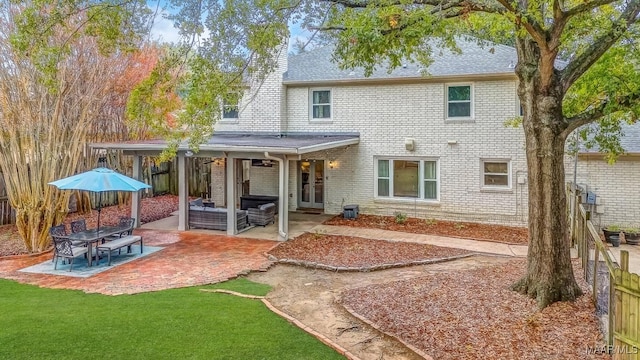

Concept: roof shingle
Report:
left=285, top=37, right=518, bottom=82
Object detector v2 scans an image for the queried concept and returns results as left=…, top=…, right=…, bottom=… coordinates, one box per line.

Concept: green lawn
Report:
left=0, top=278, right=344, bottom=359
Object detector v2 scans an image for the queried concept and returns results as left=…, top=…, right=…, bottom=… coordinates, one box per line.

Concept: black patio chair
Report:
left=51, top=235, right=89, bottom=272
left=49, top=225, right=67, bottom=263
left=70, top=219, right=87, bottom=234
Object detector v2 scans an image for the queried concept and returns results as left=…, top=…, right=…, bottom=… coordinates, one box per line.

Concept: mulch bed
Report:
left=324, top=214, right=529, bottom=245
left=268, top=233, right=471, bottom=268
left=341, top=259, right=608, bottom=360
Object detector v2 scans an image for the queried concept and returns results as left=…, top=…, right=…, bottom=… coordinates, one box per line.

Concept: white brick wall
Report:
left=249, top=165, right=279, bottom=196
left=210, top=160, right=226, bottom=207
left=286, top=80, right=529, bottom=225
left=210, top=52, right=530, bottom=225
left=566, top=155, right=640, bottom=228
left=214, top=46, right=288, bottom=133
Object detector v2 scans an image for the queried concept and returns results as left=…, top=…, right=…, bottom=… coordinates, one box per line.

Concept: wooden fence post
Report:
left=609, top=271, right=615, bottom=347
left=583, top=210, right=590, bottom=277
left=621, top=250, right=629, bottom=272
left=593, top=248, right=599, bottom=305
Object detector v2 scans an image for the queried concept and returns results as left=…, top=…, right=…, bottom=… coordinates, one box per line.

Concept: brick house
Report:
left=96, top=38, right=532, bottom=239
left=565, top=122, right=640, bottom=228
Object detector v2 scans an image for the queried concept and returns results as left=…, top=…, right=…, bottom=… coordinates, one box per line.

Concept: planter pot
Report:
left=624, top=232, right=640, bottom=245
left=610, top=235, right=621, bottom=247
left=603, top=229, right=621, bottom=243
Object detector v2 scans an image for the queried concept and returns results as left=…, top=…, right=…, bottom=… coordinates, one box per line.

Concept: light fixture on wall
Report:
left=185, top=150, right=194, bottom=157
left=328, top=160, right=335, bottom=169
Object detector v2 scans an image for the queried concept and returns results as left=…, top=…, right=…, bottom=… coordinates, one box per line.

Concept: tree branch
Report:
left=560, top=0, right=640, bottom=92
left=493, top=0, right=549, bottom=48
left=565, top=0, right=618, bottom=18
left=562, top=101, right=609, bottom=137
left=561, top=91, right=640, bottom=137
left=329, top=0, right=505, bottom=13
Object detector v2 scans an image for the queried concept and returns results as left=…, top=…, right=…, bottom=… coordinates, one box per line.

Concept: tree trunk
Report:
left=511, top=39, right=582, bottom=308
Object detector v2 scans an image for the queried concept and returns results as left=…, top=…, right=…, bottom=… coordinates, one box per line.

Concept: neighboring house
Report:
left=565, top=123, right=640, bottom=228
left=95, top=38, right=531, bottom=239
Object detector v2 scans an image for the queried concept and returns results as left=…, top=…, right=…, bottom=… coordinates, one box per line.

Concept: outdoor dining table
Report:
left=66, top=225, right=132, bottom=267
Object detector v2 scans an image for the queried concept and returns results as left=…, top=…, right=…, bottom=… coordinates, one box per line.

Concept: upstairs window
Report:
left=222, top=99, right=239, bottom=119
left=310, top=89, right=331, bottom=120
left=446, top=84, right=473, bottom=119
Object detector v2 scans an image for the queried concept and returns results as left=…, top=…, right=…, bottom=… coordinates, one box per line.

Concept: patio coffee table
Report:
left=66, top=225, right=131, bottom=267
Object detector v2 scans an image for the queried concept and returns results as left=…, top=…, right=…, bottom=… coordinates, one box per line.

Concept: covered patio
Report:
left=91, top=132, right=359, bottom=240
left=141, top=210, right=333, bottom=241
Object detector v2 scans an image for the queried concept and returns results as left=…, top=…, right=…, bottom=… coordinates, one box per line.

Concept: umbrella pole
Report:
left=97, top=192, right=102, bottom=232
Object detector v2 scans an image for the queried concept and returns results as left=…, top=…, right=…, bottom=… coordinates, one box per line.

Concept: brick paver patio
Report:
left=0, top=229, right=277, bottom=295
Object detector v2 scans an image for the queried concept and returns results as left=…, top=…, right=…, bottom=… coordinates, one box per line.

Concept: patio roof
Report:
left=90, top=132, right=360, bottom=155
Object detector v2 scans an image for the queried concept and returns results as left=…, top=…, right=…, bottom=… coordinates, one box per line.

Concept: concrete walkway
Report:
left=311, top=224, right=529, bottom=257
left=143, top=213, right=530, bottom=257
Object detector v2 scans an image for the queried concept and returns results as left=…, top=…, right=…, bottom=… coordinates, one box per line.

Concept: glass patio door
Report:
left=299, top=160, right=324, bottom=209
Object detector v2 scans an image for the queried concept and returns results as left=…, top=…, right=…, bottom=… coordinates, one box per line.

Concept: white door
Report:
left=298, top=160, right=324, bottom=209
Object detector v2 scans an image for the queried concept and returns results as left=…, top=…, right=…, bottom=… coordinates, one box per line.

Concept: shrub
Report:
left=424, top=218, right=438, bottom=226
left=605, top=224, right=621, bottom=232
left=454, top=222, right=466, bottom=230
left=394, top=212, right=407, bottom=224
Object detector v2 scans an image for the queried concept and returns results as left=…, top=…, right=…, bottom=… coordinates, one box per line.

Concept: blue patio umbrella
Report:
left=48, top=168, right=151, bottom=230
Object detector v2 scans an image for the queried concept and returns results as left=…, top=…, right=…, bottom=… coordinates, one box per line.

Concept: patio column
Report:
left=178, top=154, right=189, bottom=231
left=265, top=152, right=288, bottom=241
left=282, top=158, right=290, bottom=237
left=226, top=156, right=237, bottom=235
left=131, top=155, right=143, bottom=228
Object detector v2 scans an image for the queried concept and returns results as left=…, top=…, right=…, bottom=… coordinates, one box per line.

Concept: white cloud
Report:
left=149, top=9, right=310, bottom=49
left=149, top=11, right=181, bottom=44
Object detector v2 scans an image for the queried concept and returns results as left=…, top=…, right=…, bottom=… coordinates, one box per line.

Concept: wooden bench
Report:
left=96, top=235, right=143, bottom=266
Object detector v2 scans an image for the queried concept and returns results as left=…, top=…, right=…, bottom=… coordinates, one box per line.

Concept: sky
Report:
left=149, top=10, right=181, bottom=43
left=148, top=6, right=311, bottom=51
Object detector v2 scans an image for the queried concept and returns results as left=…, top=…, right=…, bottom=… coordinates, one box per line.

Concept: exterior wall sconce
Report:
left=185, top=150, right=194, bottom=157
left=328, top=160, right=335, bottom=169
left=97, top=156, right=107, bottom=168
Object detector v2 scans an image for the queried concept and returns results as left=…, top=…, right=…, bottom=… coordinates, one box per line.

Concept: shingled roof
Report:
left=581, top=123, right=640, bottom=154
left=284, top=37, right=519, bottom=83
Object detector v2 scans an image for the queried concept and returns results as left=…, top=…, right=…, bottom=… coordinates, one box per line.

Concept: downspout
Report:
left=264, top=152, right=288, bottom=240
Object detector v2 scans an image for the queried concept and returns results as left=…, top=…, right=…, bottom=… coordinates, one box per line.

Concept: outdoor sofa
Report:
left=247, top=203, right=276, bottom=226
left=240, top=195, right=279, bottom=214
left=188, top=206, right=248, bottom=231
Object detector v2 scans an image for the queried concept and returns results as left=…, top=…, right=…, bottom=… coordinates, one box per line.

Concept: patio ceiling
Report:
left=90, top=132, right=360, bottom=156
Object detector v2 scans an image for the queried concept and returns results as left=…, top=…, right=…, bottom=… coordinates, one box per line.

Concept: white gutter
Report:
left=282, top=72, right=517, bottom=86
left=90, top=137, right=360, bottom=154
left=264, top=152, right=288, bottom=241
left=298, top=138, right=360, bottom=154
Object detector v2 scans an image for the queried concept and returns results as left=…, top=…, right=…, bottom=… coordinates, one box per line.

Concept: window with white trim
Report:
left=446, top=84, right=473, bottom=119
left=516, top=93, right=523, bottom=116
left=481, top=160, right=511, bottom=188
left=222, top=98, right=239, bottom=119
left=310, top=89, right=331, bottom=119
left=376, top=158, right=439, bottom=200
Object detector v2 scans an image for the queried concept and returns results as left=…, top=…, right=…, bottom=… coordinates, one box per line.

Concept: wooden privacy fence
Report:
left=0, top=156, right=212, bottom=224
left=0, top=197, right=15, bottom=225
left=573, top=199, right=640, bottom=358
